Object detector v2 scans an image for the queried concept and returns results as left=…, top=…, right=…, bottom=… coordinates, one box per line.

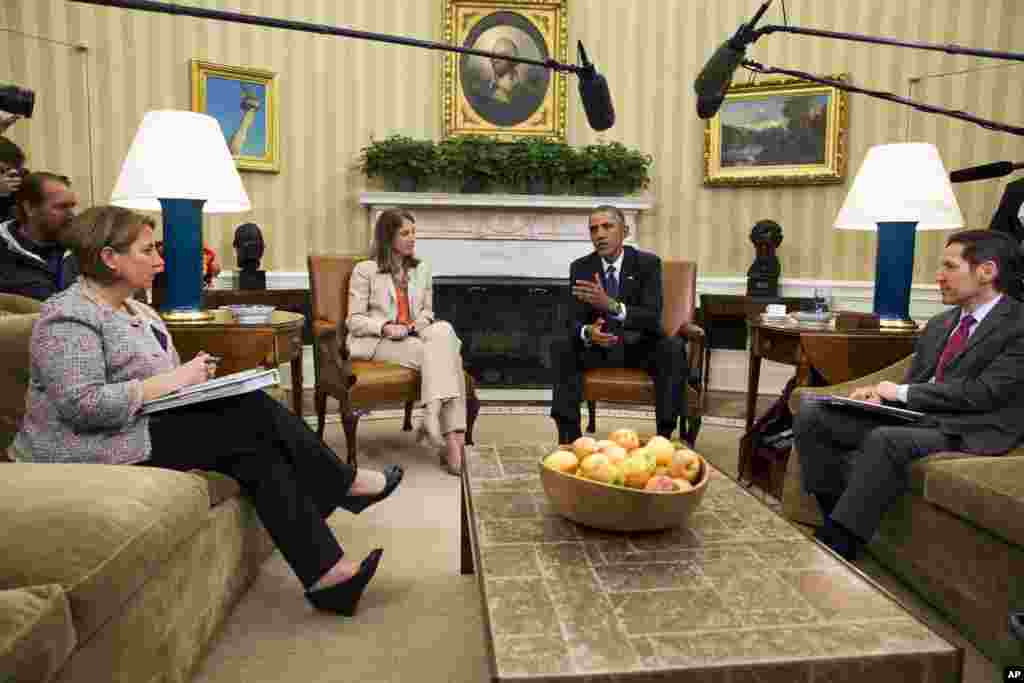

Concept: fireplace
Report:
left=359, top=192, right=653, bottom=389
left=433, top=277, right=569, bottom=388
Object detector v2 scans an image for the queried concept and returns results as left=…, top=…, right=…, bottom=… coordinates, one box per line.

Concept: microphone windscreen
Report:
left=694, top=41, right=744, bottom=100
left=950, top=161, right=1015, bottom=183
left=579, top=71, right=615, bottom=132
left=697, top=92, right=726, bottom=120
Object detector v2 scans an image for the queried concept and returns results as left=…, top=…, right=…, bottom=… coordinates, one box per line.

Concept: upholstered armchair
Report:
left=583, top=259, right=705, bottom=444
left=308, top=254, right=479, bottom=465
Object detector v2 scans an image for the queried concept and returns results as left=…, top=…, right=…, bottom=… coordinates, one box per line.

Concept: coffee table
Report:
left=460, top=443, right=962, bottom=682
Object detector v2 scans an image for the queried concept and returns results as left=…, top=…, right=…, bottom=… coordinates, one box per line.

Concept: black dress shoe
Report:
left=814, top=518, right=862, bottom=562
left=305, top=548, right=384, bottom=616
left=337, top=465, right=403, bottom=515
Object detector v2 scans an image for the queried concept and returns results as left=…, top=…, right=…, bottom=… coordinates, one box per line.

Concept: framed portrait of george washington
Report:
left=442, top=0, right=568, bottom=140
left=704, top=74, right=850, bottom=187
left=191, top=59, right=280, bottom=173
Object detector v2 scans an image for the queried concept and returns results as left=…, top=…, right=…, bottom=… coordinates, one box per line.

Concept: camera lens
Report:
left=0, top=85, right=35, bottom=119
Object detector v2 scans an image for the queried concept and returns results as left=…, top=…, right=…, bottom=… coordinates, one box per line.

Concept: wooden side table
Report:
left=740, top=320, right=920, bottom=498
left=202, top=288, right=313, bottom=344
left=164, top=310, right=306, bottom=417
left=699, top=294, right=813, bottom=394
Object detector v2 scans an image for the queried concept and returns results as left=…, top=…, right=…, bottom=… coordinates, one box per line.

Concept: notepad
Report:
left=820, top=395, right=925, bottom=422
left=141, top=367, right=280, bottom=415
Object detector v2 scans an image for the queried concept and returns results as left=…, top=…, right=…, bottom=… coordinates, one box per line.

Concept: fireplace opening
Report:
left=432, top=277, right=570, bottom=388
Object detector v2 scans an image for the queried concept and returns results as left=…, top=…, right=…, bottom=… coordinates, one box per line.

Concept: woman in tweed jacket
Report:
left=13, top=206, right=399, bottom=616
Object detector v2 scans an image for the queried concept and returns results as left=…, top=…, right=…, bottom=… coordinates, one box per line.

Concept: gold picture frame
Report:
left=704, top=74, right=849, bottom=187
left=442, top=0, right=568, bottom=140
left=190, top=59, right=280, bottom=173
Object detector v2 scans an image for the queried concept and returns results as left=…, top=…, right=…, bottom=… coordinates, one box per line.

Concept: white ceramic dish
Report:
left=222, top=304, right=276, bottom=324
left=791, top=310, right=833, bottom=323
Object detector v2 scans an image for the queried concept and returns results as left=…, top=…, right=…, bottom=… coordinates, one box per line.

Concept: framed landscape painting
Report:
left=191, top=60, right=280, bottom=173
left=442, top=0, right=568, bottom=140
left=703, top=74, right=849, bottom=187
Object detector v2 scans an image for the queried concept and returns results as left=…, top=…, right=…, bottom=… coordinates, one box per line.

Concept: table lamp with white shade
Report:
left=834, top=142, right=964, bottom=328
left=111, top=110, right=251, bottom=320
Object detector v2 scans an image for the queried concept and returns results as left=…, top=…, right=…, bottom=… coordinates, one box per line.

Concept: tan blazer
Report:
left=345, top=258, right=435, bottom=360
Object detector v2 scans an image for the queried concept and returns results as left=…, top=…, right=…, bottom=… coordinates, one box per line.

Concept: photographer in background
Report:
left=0, top=136, right=27, bottom=223
left=0, top=171, right=80, bottom=300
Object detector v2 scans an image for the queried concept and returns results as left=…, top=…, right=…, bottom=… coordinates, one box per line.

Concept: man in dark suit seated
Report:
left=794, top=228, right=1024, bottom=561
left=549, top=205, right=687, bottom=445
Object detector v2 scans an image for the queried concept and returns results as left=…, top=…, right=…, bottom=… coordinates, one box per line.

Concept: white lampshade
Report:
left=111, top=110, right=251, bottom=213
left=834, top=143, right=963, bottom=231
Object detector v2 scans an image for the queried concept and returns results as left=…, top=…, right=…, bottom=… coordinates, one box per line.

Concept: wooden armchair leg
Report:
left=465, top=373, right=479, bottom=446
left=315, top=390, right=328, bottom=439
left=586, top=400, right=597, bottom=433
left=402, top=400, right=414, bottom=431
left=341, top=407, right=361, bottom=466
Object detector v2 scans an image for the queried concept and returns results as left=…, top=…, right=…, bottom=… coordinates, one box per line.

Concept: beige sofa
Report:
left=0, top=300, right=274, bottom=682
left=782, top=355, right=1024, bottom=669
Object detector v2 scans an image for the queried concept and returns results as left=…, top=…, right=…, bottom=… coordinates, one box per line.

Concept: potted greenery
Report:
left=506, top=137, right=573, bottom=194
left=358, top=135, right=437, bottom=192
left=436, top=135, right=504, bottom=193
left=576, top=141, right=653, bottom=195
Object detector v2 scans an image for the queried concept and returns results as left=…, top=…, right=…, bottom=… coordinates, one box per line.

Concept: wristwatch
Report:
left=609, top=299, right=624, bottom=316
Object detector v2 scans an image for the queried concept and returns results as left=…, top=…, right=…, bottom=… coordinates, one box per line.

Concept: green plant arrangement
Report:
left=435, top=135, right=506, bottom=193
left=358, top=135, right=437, bottom=192
left=575, top=141, right=653, bottom=195
left=356, top=136, right=652, bottom=196
left=505, top=137, right=575, bottom=194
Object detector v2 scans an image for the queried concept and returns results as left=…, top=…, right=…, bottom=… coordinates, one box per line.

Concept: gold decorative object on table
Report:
left=539, top=430, right=710, bottom=532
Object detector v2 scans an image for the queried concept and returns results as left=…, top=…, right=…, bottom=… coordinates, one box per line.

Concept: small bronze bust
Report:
left=233, top=222, right=266, bottom=290
left=747, top=219, right=783, bottom=297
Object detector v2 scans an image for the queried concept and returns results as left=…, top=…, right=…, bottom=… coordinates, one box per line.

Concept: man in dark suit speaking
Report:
left=549, top=205, right=687, bottom=445
left=795, top=229, right=1024, bottom=561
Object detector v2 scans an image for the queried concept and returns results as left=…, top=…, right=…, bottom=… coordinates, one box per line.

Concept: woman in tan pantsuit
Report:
left=346, top=208, right=467, bottom=475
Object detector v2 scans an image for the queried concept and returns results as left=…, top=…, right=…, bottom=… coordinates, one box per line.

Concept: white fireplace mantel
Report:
left=358, top=192, right=655, bottom=278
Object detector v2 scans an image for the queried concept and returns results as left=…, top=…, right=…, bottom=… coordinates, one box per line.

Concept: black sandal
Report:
left=338, top=465, right=403, bottom=514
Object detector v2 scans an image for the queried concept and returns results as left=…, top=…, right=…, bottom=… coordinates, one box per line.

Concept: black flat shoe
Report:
left=338, top=465, right=403, bottom=514
left=305, top=548, right=384, bottom=616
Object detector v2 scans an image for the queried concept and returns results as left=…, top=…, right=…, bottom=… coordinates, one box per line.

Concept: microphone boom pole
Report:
left=742, top=60, right=1024, bottom=137
left=68, top=0, right=585, bottom=74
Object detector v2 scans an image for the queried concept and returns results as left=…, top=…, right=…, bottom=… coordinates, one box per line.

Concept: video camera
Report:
left=0, top=85, right=34, bottom=118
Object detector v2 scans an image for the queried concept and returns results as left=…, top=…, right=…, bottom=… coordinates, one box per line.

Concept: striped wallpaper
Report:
left=2, top=0, right=1022, bottom=284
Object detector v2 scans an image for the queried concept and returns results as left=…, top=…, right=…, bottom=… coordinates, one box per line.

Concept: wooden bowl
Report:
left=539, top=454, right=710, bottom=532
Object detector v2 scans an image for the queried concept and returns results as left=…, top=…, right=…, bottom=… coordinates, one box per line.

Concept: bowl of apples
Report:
left=539, top=428, right=709, bottom=532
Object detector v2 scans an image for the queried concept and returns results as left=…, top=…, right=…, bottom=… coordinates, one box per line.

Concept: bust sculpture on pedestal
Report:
left=234, top=222, right=266, bottom=290
left=747, top=219, right=783, bottom=297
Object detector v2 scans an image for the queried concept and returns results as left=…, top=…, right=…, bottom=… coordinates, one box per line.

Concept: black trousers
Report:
left=146, top=391, right=356, bottom=589
left=793, top=398, right=959, bottom=541
left=549, top=335, right=687, bottom=440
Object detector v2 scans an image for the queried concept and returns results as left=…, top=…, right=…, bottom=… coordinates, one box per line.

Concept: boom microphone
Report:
left=949, top=161, right=1024, bottom=183
left=577, top=42, right=615, bottom=131
left=694, top=1, right=772, bottom=119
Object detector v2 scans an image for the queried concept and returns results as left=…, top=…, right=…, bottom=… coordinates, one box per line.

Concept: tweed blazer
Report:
left=904, top=295, right=1024, bottom=454
left=12, top=281, right=181, bottom=464
left=345, top=258, right=434, bottom=360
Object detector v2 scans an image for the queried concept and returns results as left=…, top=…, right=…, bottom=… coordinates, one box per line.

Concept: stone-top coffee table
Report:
left=460, top=443, right=962, bottom=682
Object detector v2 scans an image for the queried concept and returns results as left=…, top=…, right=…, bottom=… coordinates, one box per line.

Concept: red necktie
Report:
left=935, top=314, right=975, bottom=382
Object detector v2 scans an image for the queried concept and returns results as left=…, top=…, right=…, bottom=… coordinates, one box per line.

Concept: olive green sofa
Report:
left=782, top=354, right=1024, bottom=669
left=0, top=299, right=274, bottom=682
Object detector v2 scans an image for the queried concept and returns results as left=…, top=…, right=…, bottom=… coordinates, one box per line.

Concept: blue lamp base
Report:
left=873, top=221, right=919, bottom=329
left=158, top=198, right=213, bottom=320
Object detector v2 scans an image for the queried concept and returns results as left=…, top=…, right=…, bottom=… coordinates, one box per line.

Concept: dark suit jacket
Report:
left=989, top=177, right=1024, bottom=242
left=567, top=246, right=663, bottom=348
left=904, top=295, right=1024, bottom=454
